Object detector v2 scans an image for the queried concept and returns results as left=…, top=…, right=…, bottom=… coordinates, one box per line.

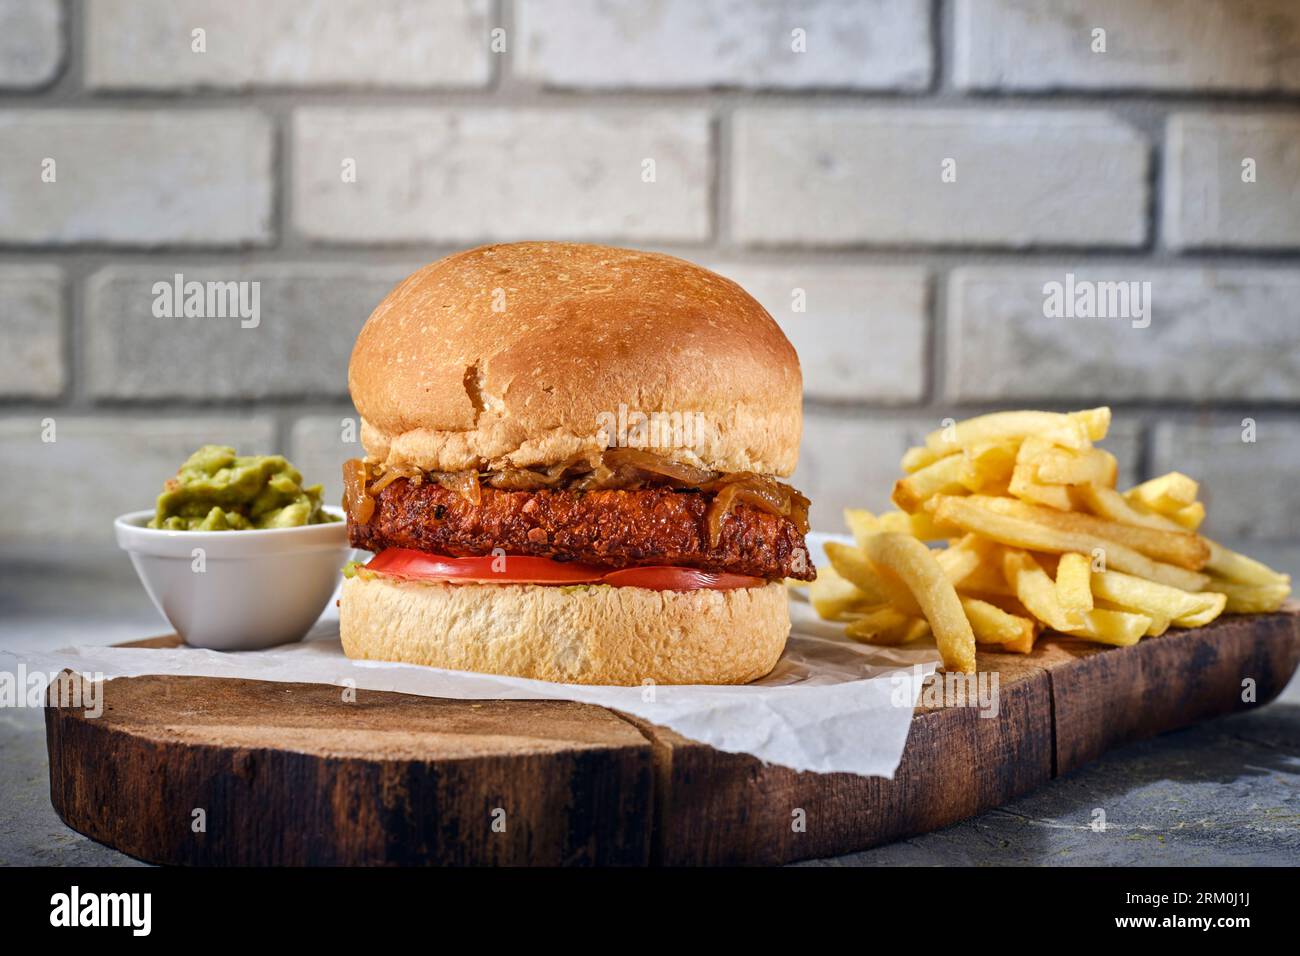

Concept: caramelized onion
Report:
left=341, top=459, right=374, bottom=525
left=602, top=447, right=718, bottom=485
left=435, top=470, right=481, bottom=506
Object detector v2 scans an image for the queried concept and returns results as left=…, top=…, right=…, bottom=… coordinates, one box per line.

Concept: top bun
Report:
left=349, top=242, right=803, bottom=476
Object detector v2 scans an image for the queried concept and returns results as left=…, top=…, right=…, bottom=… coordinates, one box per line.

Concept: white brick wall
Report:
left=946, top=268, right=1300, bottom=402
left=515, top=0, right=931, bottom=90
left=710, top=263, right=928, bottom=403
left=732, top=110, right=1149, bottom=247
left=954, top=0, right=1300, bottom=93
left=86, top=0, right=491, bottom=90
left=293, top=109, right=713, bottom=243
left=0, top=111, right=273, bottom=245
left=0, top=266, right=64, bottom=398
left=1164, top=114, right=1300, bottom=250
left=0, top=0, right=63, bottom=88
left=1152, top=420, right=1300, bottom=541
left=290, top=414, right=364, bottom=508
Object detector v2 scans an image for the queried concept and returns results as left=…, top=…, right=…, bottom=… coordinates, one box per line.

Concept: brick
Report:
left=0, top=416, right=275, bottom=552
left=289, top=414, right=364, bottom=510
left=0, top=0, right=62, bottom=88
left=954, top=0, right=1300, bottom=93
left=1164, top=114, right=1300, bottom=251
left=0, top=111, right=272, bottom=246
left=732, top=110, right=1147, bottom=247
left=85, top=265, right=412, bottom=400
left=514, top=0, right=930, bottom=90
left=293, top=109, right=712, bottom=243
left=710, top=263, right=927, bottom=403
left=946, top=268, right=1300, bottom=403
left=85, top=0, right=490, bottom=90
left=1151, top=419, right=1300, bottom=541
left=0, top=266, right=64, bottom=398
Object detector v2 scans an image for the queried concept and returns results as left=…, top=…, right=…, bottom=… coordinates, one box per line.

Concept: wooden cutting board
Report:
left=45, top=609, right=1300, bottom=866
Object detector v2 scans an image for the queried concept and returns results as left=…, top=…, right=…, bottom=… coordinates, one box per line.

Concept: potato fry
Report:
left=1207, top=578, right=1292, bottom=614
left=960, top=440, right=1020, bottom=492
left=845, top=607, right=930, bottom=646
left=843, top=508, right=882, bottom=548
left=809, top=564, right=872, bottom=621
left=901, top=444, right=945, bottom=473
left=892, top=453, right=967, bottom=512
left=1033, top=447, right=1119, bottom=487
left=1063, top=608, right=1151, bottom=647
left=1055, top=552, right=1094, bottom=614
left=1002, top=549, right=1080, bottom=632
left=961, top=596, right=1035, bottom=645
left=823, top=541, right=896, bottom=608
left=1008, top=461, right=1075, bottom=510
left=1169, top=501, right=1206, bottom=531
left=1204, top=541, right=1290, bottom=588
left=1090, top=569, right=1225, bottom=628
left=928, top=495, right=1210, bottom=592
left=1126, top=472, right=1199, bottom=513
left=860, top=533, right=976, bottom=674
left=935, top=534, right=994, bottom=586
left=972, top=495, right=1209, bottom=571
left=923, top=408, right=1109, bottom=454
left=876, top=509, right=959, bottom=541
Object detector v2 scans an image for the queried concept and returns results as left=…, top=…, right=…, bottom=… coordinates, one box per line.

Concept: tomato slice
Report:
left=363, top=550, right=765, bottom=590
left=598, top=567, right=766, bottom=591
left=365, top=549, right=605, bottom=584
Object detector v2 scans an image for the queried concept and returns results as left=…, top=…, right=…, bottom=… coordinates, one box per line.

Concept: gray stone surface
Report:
left=0, top=111, right=273, bottom=246
left=946, top=268, right=1300, bottom=402
left=86, top=0, right=491, bottom=90
left=954, top=0, right=1300, bottom=93
left=710, top=264, right=928, bottom=403
left=1152, top=419, right=1300, bottom=542
left=0, top=0, right=63, bottom=89
left=85, top=265, right=410, bottom=399
left=1, top=546, right=1296, bottom=867
left=1164, top=114, right=1300, bottom=251
left=293, top=109, right=713, bottom=243
left=732, top=110, right=1148, bottom=247
left=0, top=266, right=64, bottom=398
left=0, top=416, right=275, bottom=553
left=514, top=0, right=931, bottom=90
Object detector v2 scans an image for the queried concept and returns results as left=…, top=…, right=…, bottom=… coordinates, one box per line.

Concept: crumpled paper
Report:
left=10, top=535, right=940, bottom=777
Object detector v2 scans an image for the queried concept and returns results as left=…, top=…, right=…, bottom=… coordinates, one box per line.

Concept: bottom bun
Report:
left=339, top=574, right=790, bottom=685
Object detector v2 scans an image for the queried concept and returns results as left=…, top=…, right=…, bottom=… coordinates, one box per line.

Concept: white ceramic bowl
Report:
left=114, top=506, right=353, bottom=651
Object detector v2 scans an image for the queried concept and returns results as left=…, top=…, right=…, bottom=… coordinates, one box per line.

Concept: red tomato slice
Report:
left=363, top=550, right=766, bottom=590
left=599, top=567, right=766, bottom=591
left=365, top=549, right=605, bottom=584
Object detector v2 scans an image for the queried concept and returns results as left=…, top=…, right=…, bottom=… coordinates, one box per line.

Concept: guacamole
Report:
left=149, top=445, right=340, bottom=531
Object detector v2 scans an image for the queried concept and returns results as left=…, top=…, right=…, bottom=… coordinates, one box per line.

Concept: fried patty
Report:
left=349, top=480, right=815, bottom=581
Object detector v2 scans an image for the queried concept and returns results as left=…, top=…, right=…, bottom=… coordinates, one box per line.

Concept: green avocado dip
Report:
left=149, top=445, right=340, bottom=531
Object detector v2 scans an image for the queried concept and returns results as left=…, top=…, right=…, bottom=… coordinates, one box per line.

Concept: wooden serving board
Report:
left=45, top=609, right=1300, bottom=866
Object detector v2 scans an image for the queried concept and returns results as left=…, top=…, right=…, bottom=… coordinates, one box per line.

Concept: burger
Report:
left=338, top=242, right=814, bottom=685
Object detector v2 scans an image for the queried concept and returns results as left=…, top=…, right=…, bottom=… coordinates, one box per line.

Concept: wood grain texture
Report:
left=46, top=676, right=653, bottom=866
left=44, top=609, right=1300, bottom=866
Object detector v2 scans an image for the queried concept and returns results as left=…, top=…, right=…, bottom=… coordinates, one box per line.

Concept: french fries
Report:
left=809, top=406, right=1291, bottom=671
left=860, top=533, right=977, bottom=674
left=1055, top=553, right=1094, bottom=615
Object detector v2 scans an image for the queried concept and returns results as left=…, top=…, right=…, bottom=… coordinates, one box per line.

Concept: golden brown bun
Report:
left=349, top=242, right=802, bottom=476
left=339, top=575, right=790, bottom=686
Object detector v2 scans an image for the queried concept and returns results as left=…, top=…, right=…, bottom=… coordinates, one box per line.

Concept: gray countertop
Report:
left=3, top=545, right=1298, bottom=867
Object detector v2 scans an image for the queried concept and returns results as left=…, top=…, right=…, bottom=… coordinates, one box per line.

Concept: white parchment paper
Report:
left=9, top=535, right=940, bottom=777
